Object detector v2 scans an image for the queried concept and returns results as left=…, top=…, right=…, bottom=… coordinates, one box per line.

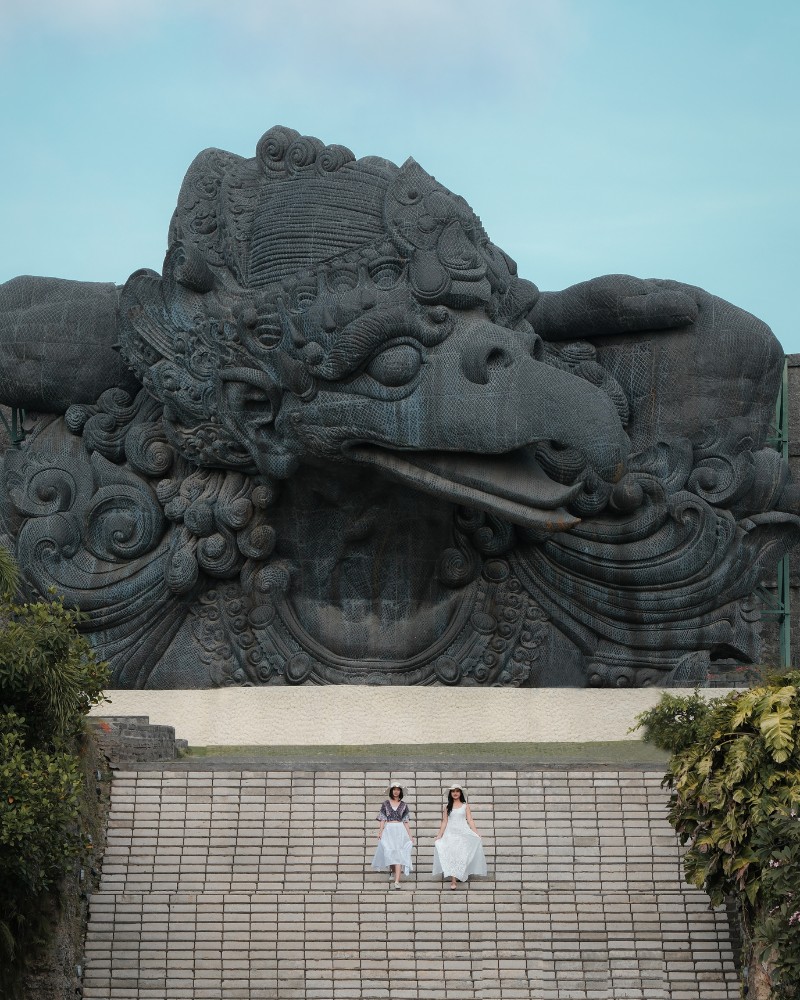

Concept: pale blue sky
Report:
left=1, top=1, right=798, bottom=350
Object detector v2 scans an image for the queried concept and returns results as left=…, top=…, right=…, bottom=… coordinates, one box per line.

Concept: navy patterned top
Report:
left=377, top=800, right=410, bottom=822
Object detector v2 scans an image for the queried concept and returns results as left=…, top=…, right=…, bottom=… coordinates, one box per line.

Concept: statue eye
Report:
left=291, top=283, right=317, bottom=312
left=327, top=268, right=358, bottom=294
left=365, top=344, right=422, bottom=386
left=367, top=258, right=405, bottom=290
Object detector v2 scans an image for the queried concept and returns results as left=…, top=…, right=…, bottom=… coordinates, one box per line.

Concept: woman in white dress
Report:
left=433, top=784, right=487, bottom=889
left=371, top=783, right=414, bottom=888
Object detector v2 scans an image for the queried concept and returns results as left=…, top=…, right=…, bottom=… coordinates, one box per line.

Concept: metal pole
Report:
left=771, top=360, right=791, bottom=669
left=0, top=406, right=26, bottom=447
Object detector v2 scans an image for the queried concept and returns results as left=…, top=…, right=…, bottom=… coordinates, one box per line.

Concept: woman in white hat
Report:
left=371, top=782, right=414, bottom=888
left=433, top=784, right=487, bottom=890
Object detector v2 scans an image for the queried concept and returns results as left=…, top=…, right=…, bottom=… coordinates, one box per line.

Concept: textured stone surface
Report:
left=1, top=127, right=797, bottom=689
left=82, top=767, right=740, bottom=999
left=90, top=716, right=187, bottom=763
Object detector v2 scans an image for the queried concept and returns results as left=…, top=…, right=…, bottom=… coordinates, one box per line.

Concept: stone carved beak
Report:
left=346, top=443, right=584, bottom=532
left=344, top=321, right=629, bottom=532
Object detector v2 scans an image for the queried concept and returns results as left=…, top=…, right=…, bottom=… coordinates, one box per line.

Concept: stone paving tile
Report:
left=82, top=769, right=740, bottom=999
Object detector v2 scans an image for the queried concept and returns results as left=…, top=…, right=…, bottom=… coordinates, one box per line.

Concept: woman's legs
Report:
left=393, top=864, right=402, bottom=885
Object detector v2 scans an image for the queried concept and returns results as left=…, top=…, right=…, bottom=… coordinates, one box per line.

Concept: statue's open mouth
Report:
left=345, top=442, right=582, bottom=532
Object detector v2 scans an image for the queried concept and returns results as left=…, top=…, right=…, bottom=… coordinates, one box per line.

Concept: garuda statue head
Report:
left=4, top=125, right=794, bottom=689
left=120, top=125, right=629, bottom=533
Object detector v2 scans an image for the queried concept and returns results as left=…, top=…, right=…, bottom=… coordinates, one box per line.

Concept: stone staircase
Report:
left=82, top=766, right=739, bottom=999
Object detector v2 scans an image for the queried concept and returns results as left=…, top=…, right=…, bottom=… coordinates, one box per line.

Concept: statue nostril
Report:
left=460, top=331, right=520, bottom=385
left=486, top=347, right=511, bottom=372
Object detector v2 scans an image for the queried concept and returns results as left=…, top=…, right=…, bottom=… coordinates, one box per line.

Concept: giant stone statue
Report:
left=0, top=126, right=797, bottom=687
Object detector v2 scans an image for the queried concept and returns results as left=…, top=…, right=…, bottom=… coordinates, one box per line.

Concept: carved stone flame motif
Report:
left=0, top=126, right=797, bottom=687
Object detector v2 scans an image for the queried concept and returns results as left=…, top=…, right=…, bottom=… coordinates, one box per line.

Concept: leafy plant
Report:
left=631, top=688, right=714, bottom=753
left=0, top=594, right=108, bottom=747
left=665, top=675, right=800, bottom=908
left=0, top=544, right=17, bottom=599
left=645, top=674, right=800, bottom=996
left=0, top=709, right=86, bottom=995
left=0, top=711, right=82, bottom=894
left=0, top=547, right=110, bottom=995
left=751, top=811, right=800, bottom=999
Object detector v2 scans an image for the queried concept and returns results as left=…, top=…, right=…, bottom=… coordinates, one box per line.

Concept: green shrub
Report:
left=0, top=550, right=110, bottom=994
left=0, top=711, right=82, bottom=894
left=751, top=811, right=800, bottom=999
left=0, top=594, right=108, bottom=747
left=646, top=674, right=800, bottom=996
left=0, top=710, right=86, bottom=993
left=0, top=545, right=17, bottom=600
left=631, top=688, right=715, bottom=753
left=666, top=675, right=800, bottom=908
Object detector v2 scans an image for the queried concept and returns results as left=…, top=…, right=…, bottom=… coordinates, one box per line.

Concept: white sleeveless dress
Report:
left=432, top=805, right=487, bottom=881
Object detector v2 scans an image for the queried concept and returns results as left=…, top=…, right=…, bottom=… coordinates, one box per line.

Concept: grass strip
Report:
left=183, top=740, right=669, bottom=767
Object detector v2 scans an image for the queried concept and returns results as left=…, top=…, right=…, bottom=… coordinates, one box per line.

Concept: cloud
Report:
left=0, top=0, right=163, bottom=37
left=230, top=0, right=579, bottom=77
left=0, top=0, right=581, bottom=97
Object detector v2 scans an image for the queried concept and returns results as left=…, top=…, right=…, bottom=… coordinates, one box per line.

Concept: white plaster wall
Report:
left=90, top=687, right=734, bottom=746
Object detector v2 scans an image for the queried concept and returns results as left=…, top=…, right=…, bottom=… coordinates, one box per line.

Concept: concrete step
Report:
left=82, top=767, right=739, bottom=999
left=89, top=715, right=185, bottom=763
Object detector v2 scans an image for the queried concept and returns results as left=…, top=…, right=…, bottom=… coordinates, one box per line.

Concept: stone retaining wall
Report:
left=89, top=687, right=733, bottom=747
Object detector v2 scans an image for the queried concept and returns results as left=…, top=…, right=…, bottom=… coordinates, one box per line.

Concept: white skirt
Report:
left=371, top=823, right=413, bottom=875
left=432, top=822, right=487, bottom=881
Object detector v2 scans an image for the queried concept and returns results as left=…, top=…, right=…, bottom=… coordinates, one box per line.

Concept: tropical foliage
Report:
left=751, top=812, right=800, bottom=998
left=636, top=676, right=800, bottom=998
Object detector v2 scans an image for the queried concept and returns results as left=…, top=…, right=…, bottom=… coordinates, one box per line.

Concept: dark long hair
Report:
left=446, top=787, right=467, bottom=815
